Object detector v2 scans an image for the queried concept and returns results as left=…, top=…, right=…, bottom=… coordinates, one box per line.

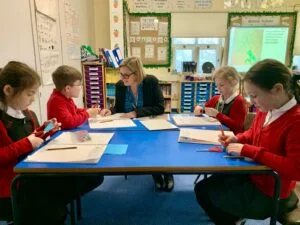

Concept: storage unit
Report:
left=179, top=81, right=219, bottom=113
left=82, top=62, right=106, bottom=108
left=159, top=82, right=172, bottom=113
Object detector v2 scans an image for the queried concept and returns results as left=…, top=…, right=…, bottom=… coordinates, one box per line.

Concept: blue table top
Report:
left=15, top=129, right=267, bottom=174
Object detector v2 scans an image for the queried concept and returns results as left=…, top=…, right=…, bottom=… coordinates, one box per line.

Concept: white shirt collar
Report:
left=218, top=92, right=239, bottom=104
left=264, top=97, right=297, bottom=126
left=0, top=102, right=25, bottom=119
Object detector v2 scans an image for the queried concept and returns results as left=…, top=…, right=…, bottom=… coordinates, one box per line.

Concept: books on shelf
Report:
left=101, top=47, right=123, bottom=68
left=178, top=128, right=234, bottom=145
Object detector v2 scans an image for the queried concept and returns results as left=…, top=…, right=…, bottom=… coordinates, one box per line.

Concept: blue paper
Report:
left=104, top=144, right=128, bottom=155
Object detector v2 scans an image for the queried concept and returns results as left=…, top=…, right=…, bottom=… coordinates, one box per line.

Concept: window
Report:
left=172, top=38, right=224, bottom=74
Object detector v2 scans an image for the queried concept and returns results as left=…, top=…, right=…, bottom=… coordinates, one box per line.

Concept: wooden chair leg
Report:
left=76, top=196, right=82, bottom=221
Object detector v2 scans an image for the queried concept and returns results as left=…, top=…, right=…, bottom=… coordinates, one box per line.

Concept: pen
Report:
left=46, top=146, right=77, bottom=151
left=98, top=119, right=113, bottom=123
left=224, top=155, right=244, bottom=159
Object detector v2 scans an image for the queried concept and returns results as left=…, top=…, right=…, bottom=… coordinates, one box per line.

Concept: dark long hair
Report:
left=0, top=61, right=41, bottom=108
left=244, top=59, right=300, bottom=103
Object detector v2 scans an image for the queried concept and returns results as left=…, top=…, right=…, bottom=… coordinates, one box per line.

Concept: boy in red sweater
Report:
left=194, top=66, right=248, bottom=134
left=194, top=59, right=300, bottom=225
left=47, top=65, right=100, bottom=129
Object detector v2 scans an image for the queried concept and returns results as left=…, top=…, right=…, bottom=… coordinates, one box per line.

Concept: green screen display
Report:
left=227, top=26, right=289, bottom=72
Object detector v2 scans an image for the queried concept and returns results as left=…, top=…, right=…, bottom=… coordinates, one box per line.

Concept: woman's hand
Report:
left=121, top=111, right=137, bottom=119
left=205, top=107, right=219, bottom=117
left=100, top=109, right=112, bottom=116
left=227, top=143, right=244, bottom=156
left=194, top=105, right=203, bottom=115
left=27, top=133, right=44, bottom=149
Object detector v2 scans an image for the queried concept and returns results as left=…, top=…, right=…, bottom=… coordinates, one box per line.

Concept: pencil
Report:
left=219, top=124, right=225, bottom=136
left=46, top=146, right=77, bottom=151
left=224, top=155, right=244, bottom=159
left=98, top=119, right=113, bottom=123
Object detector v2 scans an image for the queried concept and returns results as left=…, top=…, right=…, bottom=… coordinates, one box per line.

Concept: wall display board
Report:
left=35, top=0, right=62, bottom=85
left=226, top=12, right=297, bottom=72
left=124, top=3, right=171, bottom=67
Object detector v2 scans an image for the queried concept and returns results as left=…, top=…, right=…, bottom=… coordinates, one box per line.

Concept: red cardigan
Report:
left=47, top=90, right=89, bottom=129
left=0, top=122, right=33, bottom=197
left=205, top=95, right=247, bottom=134
left=237, top=105, right=300, bottom=198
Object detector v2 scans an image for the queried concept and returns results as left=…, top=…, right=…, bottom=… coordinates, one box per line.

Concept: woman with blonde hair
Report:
left=101, top=57, right=174, bottom=191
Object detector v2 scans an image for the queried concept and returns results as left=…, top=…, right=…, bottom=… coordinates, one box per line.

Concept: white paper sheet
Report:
left=25, top=144, right=106, bottom=164
left=89, top=118, right=136, bottom=129
left=51, top=132, right=114, bottom=145
left=136, top=114, right=170, bottom=121
left=172, top=115, right=221, bottom=126
left=140, top=119, right=177, bottom=131
left=178, top=128, right=233, bottom=145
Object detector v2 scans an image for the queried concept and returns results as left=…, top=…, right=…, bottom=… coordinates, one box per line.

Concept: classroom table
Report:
left=11, top=118, right=280, bottom=225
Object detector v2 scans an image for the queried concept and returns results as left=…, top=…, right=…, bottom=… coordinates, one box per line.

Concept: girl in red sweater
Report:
left=194, top=59, right=300, bottom=225
left=194, top=66, right=248, bottom=134
left=0, top=61, right=102, bottom=225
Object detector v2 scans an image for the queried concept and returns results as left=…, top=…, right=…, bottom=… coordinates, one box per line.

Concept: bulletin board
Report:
left=124, top=9, right=171, bottom=68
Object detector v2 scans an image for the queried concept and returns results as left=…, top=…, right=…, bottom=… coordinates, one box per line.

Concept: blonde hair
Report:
left=119, top=57, right=145, bottom=84
left=213, top=66, right=240, bottom=91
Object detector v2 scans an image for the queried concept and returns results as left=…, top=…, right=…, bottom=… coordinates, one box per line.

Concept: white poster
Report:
left=130, top=21, right=140, bottom=35
left=36, top=11, right=61, bottom=85
left=140, top=17, right=158, bottom=31
left=131, top=47, right=141, bottom=58
left=157, top=47, right=167, bottom=61
left=158, top=22, right=168, bottom=36
left=145, top=44, right=154, bottom=58
left=35, top=0, right=58, bottom=19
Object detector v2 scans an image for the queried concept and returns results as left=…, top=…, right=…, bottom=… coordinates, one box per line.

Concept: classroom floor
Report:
left=1, top=175, right=282, bottom=225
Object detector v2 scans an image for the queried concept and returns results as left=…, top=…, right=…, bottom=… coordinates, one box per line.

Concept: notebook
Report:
left=178, top=128, right=234, bottom=145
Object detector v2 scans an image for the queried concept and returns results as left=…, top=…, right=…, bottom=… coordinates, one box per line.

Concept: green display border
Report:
left=123, top=1, right=171, bottom=68
left=227, top=12, right=297, bottom=67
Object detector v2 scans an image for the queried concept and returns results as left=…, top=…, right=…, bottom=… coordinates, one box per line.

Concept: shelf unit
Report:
left=81, top=62, right=106, bottom=108
left=159, top=82, right=172, bottom=113
left=179, top=81, right=219, bottom=113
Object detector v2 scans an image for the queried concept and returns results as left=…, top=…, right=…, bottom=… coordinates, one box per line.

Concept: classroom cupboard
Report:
left=81, top=62, right=106, bottom=108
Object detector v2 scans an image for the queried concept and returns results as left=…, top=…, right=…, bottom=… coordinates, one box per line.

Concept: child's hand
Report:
left=45, top=118, right=61, bottom=132
left=218, top=134, right=238, bottom=147
left=194, top=105, right=203, bottom=115
left=121, top=111, right=136, bottom=119
left=27, top=134, right=44, bottom=149
left=34, top=118, right=61, bottom=139
left=87, top=108, right=100, bottom=118
left=100, top=109, right=112, bottom=117
left=205, top=107, right=219, bottom=117
left=227, top=143, right=244, bottom=156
